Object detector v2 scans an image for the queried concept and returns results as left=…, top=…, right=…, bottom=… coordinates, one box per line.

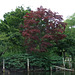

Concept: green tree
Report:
left=65, top=13, right=75, bottom=28
left=56, top=14, right=75, bottom=69
left=65, top=14, right=75, bottom=65
left=0, top=6, right=31, bottom=57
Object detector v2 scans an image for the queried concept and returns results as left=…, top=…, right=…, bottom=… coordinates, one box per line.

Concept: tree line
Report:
left=0, top=6, right=75, bottom=71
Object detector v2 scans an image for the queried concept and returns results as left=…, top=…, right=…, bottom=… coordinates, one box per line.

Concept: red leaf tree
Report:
left=20, top=6, right=67, bottom=52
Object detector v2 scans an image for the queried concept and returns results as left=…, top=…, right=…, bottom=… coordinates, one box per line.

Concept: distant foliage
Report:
left=20, top=6, right=67, bottom=52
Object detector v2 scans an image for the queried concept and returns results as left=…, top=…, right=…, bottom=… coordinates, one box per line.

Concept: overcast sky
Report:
left=0, top=0, right=75, bottom=20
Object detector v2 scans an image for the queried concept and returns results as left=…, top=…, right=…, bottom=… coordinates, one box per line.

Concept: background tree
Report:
left=66, top=13, right=75, bottom=28
left=65, top=13, right=75, bottom=56
left=64, top=14, right=75, bottom=69
left=56, top=13, right=75, bottom=69
left=0, top=6, right=30, bottom=57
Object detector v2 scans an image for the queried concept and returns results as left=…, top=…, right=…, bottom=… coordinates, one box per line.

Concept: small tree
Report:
left=20, top=6, right=67, bottom=52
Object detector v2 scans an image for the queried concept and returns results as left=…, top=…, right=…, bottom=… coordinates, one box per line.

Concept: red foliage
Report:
left=20, top=6, right=67, bottom=52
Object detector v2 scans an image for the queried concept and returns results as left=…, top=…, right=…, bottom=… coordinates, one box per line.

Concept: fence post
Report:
left=63, top=57, right=65, bottom=67
left=27, top=58, right=29, bottom=72
left=3, top=59, right=5, bottom=72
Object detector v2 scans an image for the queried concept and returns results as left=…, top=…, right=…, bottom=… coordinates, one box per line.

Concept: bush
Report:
left=5, top=53, right=51, bottom=71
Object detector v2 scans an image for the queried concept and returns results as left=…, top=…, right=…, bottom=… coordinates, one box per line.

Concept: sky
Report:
left=0, top=0, right=75, bottom=20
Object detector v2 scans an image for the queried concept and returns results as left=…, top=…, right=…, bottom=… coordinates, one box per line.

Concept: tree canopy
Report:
left=0, top=6, right=75, bottom=70
left=64, top=14, right=75, bottom=57
left=20, top=6, right=67, bottom=52
left=0, top=6, right=30, bottom=57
